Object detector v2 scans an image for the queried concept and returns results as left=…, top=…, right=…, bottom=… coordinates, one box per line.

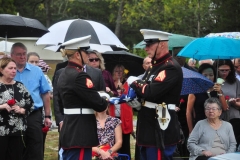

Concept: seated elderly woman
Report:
left=187, top=97, right=236, bottom=160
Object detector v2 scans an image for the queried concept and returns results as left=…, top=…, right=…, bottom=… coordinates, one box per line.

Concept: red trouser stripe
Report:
left=157, top=149, right=162, bottom=160
left=79, top=148, right=84, bottom=160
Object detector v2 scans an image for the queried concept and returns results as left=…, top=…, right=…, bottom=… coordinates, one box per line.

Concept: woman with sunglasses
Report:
left=87, top=50, right=118, bottom=96
left=213, top=59, right=240, bottom=121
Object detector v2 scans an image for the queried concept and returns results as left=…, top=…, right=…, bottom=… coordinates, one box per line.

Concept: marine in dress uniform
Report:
left=57, top=36, right=109, bottom=160
left=129, top=29, right=183, bottom=160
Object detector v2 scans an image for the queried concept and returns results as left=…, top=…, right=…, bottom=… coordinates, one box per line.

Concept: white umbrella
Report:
left=36, top=19, right=128, bottom=50
left=0, top=40, right=14, bottom=53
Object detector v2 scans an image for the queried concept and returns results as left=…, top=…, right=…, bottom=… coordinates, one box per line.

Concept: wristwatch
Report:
left=44, top=115, right=51, bottom=119
left=108, top=149, right=113, bottom=155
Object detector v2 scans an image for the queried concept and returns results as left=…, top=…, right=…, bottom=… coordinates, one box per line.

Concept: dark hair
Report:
left=0, top=57, right=16, bottom=77
left=10, top=42, right=27, bottom=54
left=204, top=97, right=222, bottom=110
left=213, top=59, right=236, bottom=84
left=27, top=52, right=40, bottom=61
left=198, top=63, right=217, bottom=82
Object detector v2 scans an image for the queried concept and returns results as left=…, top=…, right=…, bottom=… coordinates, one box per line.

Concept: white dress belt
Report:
left=64, top=108, right=94, bottom=114
left=143, top=101, right=176, bottom=110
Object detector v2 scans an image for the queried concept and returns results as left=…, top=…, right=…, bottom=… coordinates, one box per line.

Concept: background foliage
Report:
left=1, top=0, right=240, bottom=55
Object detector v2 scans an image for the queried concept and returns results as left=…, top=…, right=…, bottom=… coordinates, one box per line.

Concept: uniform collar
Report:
left=68, top=61, right=83, bottom=70
left=152, top=53, right=172, bottom=66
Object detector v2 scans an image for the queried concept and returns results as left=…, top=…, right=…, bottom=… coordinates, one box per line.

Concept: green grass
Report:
left=44, top=131, right=59, bottom=160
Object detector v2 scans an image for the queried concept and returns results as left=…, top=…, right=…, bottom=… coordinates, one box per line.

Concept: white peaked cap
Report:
left=61, top=35, right=91, bottom=49
left=140, top=29, right=172, bottom=41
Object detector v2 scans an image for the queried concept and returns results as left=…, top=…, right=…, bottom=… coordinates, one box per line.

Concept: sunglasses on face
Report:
left=234, top=66, right=240, bottom=69
left=89, top=58, right=100, bottom=62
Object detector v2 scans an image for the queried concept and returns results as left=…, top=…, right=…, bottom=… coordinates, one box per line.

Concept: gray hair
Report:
left=10, top=42, right=27, bottom=54
left=204, top=97, right=222, bottom=110
left=27, top=52, right=40, bottom=61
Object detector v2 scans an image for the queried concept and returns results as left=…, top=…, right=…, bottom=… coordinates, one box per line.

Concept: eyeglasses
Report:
left=89, top=58, right=100, bottom=62
left=218, top=69, right=231, bottom=73
left=205, top=107, right=219, bottom=111
left=14, top=53, right=26, bottom=57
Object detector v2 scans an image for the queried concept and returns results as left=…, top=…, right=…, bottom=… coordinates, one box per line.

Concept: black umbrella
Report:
left=0, top=14, right=49, bottom=38
left=102, top=51, right=144, bottom=76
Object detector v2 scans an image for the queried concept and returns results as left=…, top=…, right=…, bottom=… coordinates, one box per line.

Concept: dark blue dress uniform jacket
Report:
left=57, top=61, right=108, bottom=149
left=131, top=53, right=183, bottom=149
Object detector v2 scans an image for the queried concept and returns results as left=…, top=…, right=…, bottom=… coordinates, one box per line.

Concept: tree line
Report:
left=1, top=0, right=240, bottom=54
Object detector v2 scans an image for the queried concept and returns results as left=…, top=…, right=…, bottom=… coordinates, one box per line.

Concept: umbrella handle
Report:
left=5, top=33, right=7, bottom=55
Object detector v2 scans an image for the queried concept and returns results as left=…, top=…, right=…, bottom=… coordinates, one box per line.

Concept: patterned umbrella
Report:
left=38, top=59, right=51, bottom=73
left=205, top=32, right=240, bottom=39
left=177, top=37, right=240, bottom=60
left=181, top=67, right=214, bottom=95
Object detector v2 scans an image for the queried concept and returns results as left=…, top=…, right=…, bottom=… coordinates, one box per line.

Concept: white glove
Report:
left=126, top=76, right=140, bottom=86
left=98, top=91, right=110, bottom=99
left=127, top=99, right=141, bottom=110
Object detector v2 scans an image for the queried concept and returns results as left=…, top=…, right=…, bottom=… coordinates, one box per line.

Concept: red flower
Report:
left=7, top=99, right=16, bottom=106
left=179, top=98, right=185, bottom=108
left=42, top=126, right=49, bottom=133
left=225, top=95, right=230, bottom=101
left=180, top=99, right=185, bottom=103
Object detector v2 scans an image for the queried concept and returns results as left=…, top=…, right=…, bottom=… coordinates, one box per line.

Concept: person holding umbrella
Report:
left=57, top=35, right=109, bottom=160
left=128, top=29, right=183, bottom=160
left=186, top=63, right=228, bottom=134
left=213, top=59, right=240, bottom=121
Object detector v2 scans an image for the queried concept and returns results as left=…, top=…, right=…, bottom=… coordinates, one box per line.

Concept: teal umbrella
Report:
left=134, top=34, right=196, bottom=50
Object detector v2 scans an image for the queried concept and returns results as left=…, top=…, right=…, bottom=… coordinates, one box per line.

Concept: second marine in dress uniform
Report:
left=129, top=29, right=183, bottom=160
left=57, top=35, right=109, bottom=160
